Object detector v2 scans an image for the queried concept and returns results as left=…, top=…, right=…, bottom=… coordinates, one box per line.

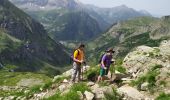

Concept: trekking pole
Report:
left=82, top=62, right=87, bottom=81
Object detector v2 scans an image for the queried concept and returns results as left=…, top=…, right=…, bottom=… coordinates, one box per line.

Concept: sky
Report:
left=79, top=0, right=170, bottom=17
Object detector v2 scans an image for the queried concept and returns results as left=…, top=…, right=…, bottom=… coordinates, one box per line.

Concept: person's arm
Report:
left=73, top=50, right=82, bottom=63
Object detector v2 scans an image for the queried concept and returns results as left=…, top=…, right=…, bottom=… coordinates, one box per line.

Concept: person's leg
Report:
left=97, top=75, right=101, bottom=83
left=71, top=62, right=78, bottom=82
left=77, top=64, right=81, bottom=82
left=97, top=68, right=105, bottom=82
left=105, top=67, right=109, bottom=75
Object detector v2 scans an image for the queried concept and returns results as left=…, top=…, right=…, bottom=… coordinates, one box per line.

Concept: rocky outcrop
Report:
left=123, top=40, right=170, bottom=78
left=123, top=40, right=170, bottom=98
left=117, top=85, right=145, bottom=100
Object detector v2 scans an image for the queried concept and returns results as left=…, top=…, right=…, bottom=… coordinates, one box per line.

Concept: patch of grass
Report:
left=29, top=85, right=42, bottom=94
left=143, top=52, right=147, bottom=55
left=71, top=82, right=91, bottom=93
left=149, top=52, right=154, bottom=58
left=0, top=71, right=51, bottom=86
left=99, top=81, right=110, bottom=87
left=115, top=65, right=126, bottom=74
left=0, top=90, right=25, bottom=97
left=151, top=65, right=163, bottom=71
left=85, top=66, right=100, bottom=81
left=110, top=64, right=115, bottom=74
left=63, top=91, right=80, bottom=100
left=167, top=72, right=170, bottom=76
left=53, top=76, right=69, bottom=84
left=159, top=81, right=166, bottom=87
left=45, top=92, right=62, bottom=100
left=156, top=93, right=170, bottom=100
left=115, top=59, right=123, bottom=65
left=41, top=81, right=53, bottom=90
left=46, top=82, right=90, bottom=100
left=131, top=65, right=160, bottom=93
left=154, top=48, right=160, bottom=53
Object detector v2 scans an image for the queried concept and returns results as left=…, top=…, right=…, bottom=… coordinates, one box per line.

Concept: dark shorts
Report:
left=100, top=68, right=105, bottom=76
left=100, top=68, right=109, bottom=76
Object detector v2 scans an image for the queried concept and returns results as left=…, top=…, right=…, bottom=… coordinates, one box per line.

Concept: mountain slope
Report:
left=87, top=16, right=170, bottom=63
left=10, top=0, right=151, bottom=42
left=0, top=0, right=69, bottom=76
left=47, top=11, right=102, bottom=41
left=85, top=5, right=152, bottom=25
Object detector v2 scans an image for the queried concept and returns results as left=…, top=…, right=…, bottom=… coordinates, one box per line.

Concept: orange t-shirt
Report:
left=73, top=49, right=84, bottom=61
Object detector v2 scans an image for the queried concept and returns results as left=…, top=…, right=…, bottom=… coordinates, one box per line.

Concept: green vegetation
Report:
left=0, top=71, right=51, bottom=86
left=131, top=65, right=161, bottom=93
left=159, top=81, right=166, bottom=87
left=0, top=29, right=22, bottom=53
left=118, top=28, right=135, bottom=37
left=0, top=90, right=25, bottom=97
left=98, top=81, right=110, bottom=87
left=71, top=82, right=91, bottom=93
left=53, top=76, right=70, bottom=84
left=84, top=66, right=100, bottom=81
left=46, top=82, right=90, bottom=100
left=0, top=0, right=71, bottom=77
left=87, top=16, right=170, bottom=64
left=115, top=65, right=126, bottom=74
left=0, top=70, right=53, bottom=97
left=113, top=59, right=126, bottom=74
left=156, top=93, right=170, bottom=100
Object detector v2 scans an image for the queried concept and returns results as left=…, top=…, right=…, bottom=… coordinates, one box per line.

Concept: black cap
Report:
left=79, top=43, right=85, bottom=48
left=106, top=48, right=115, bottom=53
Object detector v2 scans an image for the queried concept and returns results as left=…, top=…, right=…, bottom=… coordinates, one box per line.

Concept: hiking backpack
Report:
left=98, top=53, right=105, bottom=64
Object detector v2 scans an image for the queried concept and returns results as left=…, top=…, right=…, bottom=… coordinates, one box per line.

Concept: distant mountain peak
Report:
left=9, top=0, right=81, bottom=10
left=119, top=4, right=128, bottom=8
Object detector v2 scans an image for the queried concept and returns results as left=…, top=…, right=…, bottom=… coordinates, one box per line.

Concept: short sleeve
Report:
left=73, top=50, right=78, bottom=59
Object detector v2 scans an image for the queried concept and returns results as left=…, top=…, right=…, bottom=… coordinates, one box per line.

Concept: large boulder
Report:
left=117, top=85, right=145, bottom=100
left=84, top=91, right=94, bottom=100
left=91, top=84, right=114, bottom=100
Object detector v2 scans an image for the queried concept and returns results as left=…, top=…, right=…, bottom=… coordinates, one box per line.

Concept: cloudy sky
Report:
left=79, top=0, right=170, bottom=17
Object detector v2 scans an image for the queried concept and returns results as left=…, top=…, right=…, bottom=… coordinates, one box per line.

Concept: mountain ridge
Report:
left=10, top=0, right=151, bottom=41
left=0, top=0, right=69, bottom=76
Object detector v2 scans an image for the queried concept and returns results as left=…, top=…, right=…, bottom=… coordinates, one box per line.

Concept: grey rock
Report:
left=84, top=91, right=94, bottom=100
left=59, top=84, right=67, bottom=92
left=118, top=85, right=145, bottom=100
left=141, top=82, right=149, bottom=91
left=87, top=82, right=95, bottom=86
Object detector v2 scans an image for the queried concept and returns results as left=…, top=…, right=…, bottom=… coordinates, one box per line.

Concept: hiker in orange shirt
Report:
left=71, top=44, right=85, bottom=82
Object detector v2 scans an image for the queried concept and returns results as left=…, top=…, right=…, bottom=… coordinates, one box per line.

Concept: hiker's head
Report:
left=106, top=48, right=115, bottom=55
left=79, top=43, right=85, bottom=50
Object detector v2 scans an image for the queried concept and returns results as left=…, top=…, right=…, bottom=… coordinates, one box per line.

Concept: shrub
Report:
left=131, top=65, right=160, bottom=93
left=115, top=65, right=126, bottom=74
left=156, top=93, right=170, bottom=100
left=71, top=82, right=91, bottom=93
left=46, top=82, right=90, bottom=100
left=85, top=66, right=99, bottom=81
